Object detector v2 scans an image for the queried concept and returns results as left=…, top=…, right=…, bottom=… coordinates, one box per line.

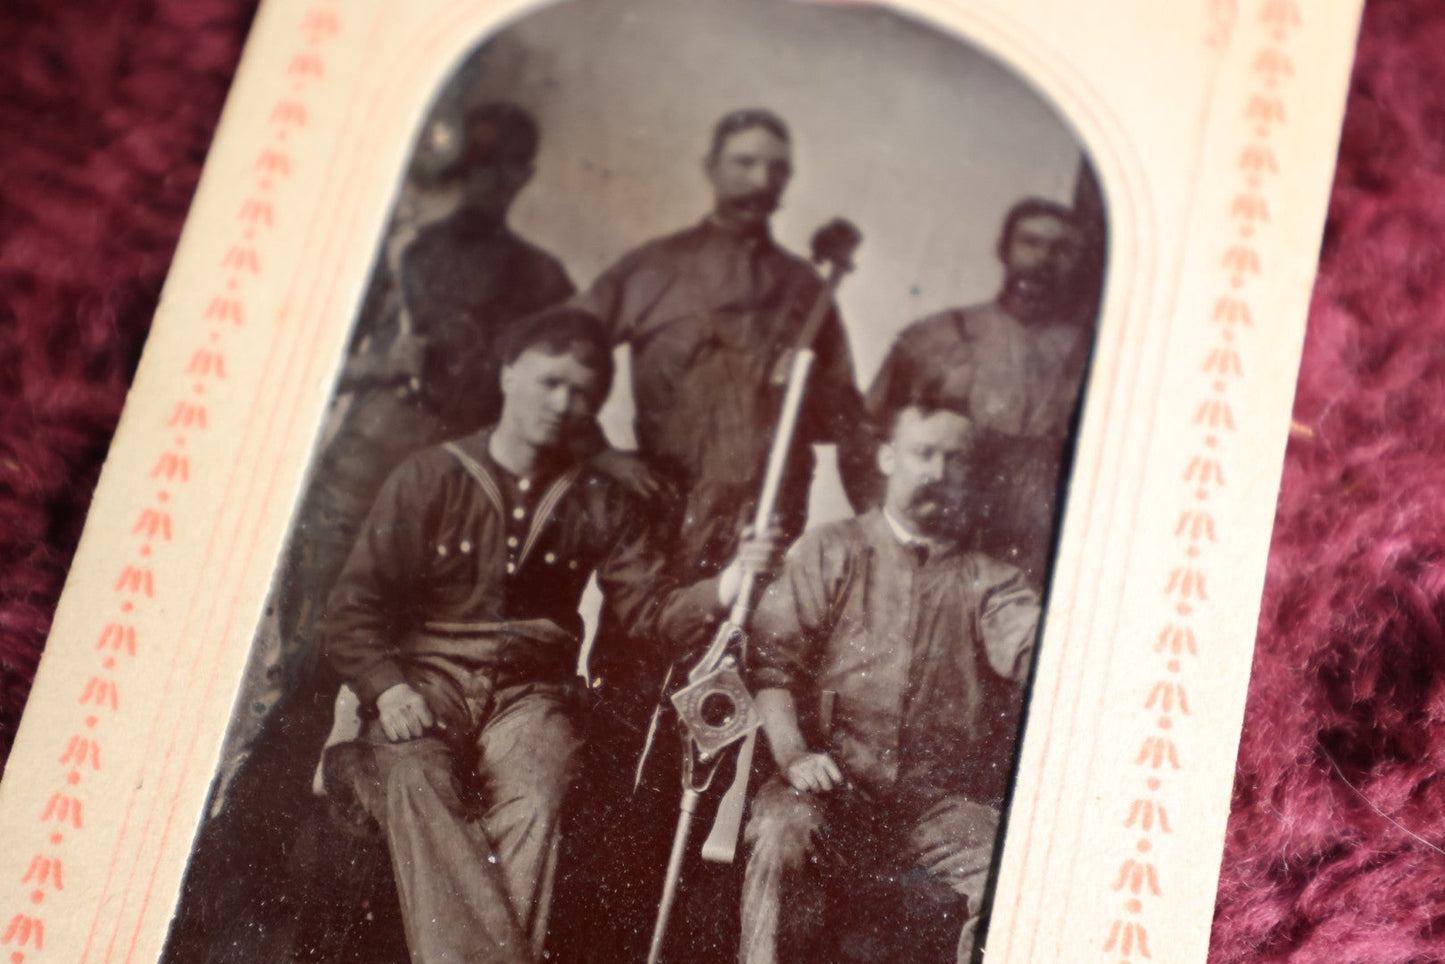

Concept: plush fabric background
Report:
left=0, top=0, right=1437, bottom=960
left=1211, top=2, right=1445, bottom=960
left=0, top=0, right=259, bottom=759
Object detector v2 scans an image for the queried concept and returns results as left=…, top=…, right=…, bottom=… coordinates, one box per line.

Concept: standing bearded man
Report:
left=575, top=108, right=870, bottom=609
left=865, top=198, right=1095, bottom=584
left=554, top=109, right=871, bottom=962
left=740, top=394, right=1041, bottom=964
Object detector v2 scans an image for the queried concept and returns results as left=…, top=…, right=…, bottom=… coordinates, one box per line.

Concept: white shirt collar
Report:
left=882, top=505, right=945, bottom=554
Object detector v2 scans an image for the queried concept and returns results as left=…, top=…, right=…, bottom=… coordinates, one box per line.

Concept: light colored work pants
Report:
left=344, top=682, right=582, bottom=964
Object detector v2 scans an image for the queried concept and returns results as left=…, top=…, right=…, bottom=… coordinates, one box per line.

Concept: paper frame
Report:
left=0, top=1, right=1360, bottom=961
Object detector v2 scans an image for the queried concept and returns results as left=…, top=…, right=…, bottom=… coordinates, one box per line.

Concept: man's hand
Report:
left=717, top=524, right=786, bottom=608
left=782, top=751, right=844, bottom=794
left=593, top=448, right=665, bottom=500
left=376, top=683, right=435, bottom=742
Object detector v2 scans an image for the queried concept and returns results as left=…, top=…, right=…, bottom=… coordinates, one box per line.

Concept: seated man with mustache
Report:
left=739, top=392, right=1041, bottom=964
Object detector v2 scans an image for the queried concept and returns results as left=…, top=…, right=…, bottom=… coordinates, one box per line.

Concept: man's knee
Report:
left=745, top=781, right=826, bottom=873
left=906, top=796, right=1000, bottom=906
left=482, top=691, right=584, bottom=813
left=373, top=739, right=464, bottom=816
left=494, top=759, right=574, bottom=824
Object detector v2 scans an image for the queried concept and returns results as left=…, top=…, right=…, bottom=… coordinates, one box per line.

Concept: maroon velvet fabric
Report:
left=1213, top=3, right=1445, bottom=961
left=0, top=0, right=256, bottom=761
left=0, top=1, right=1437, bottom=960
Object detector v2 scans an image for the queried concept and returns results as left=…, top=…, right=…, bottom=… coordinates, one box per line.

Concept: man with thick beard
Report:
left=739, top=396, right=1041, bottom=963
left=864, top=198, right=1094, bottom=585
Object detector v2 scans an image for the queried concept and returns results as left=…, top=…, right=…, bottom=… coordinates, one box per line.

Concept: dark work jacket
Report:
left=323, top=430, right=719, bottom=710
left=575, top=216, right=872, bottom=581
left=339, top=214, right=575, bottom=455
left=400, top=214, right=576, bottom=435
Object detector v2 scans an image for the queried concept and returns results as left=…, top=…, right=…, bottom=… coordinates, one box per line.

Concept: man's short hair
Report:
left=997, top=197, right=1081, bottom=256
left=500, top=307, right=615, bottom=401
left=706, top=108, right=791, bottom=164
left=875, top=383, right=974, bottom=444
left=461, top=101, right=540, bottom=168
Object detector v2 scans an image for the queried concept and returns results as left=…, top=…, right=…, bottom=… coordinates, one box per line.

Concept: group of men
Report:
left=169, top=99, right=1099, bottom=964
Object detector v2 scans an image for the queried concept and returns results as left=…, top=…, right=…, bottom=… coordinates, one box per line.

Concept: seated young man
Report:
left=740, top=396, right=1042, bottom=964
left=320, top=307, right=765, bottom=964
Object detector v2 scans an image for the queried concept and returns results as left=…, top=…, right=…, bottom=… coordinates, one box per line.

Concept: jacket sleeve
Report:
left=594, top=486, right=726, bottom=662
left=746, top=527, right=841, bottom=692
left=323, top=456, right=435, bottom=705
left=572, top=242, right=681, bottom=347
left=571, top=253, right=636, bottom=346
left=975, top=558, right=1041, bottom=683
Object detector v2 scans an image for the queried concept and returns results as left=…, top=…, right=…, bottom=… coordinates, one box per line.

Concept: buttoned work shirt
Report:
left=749, top=509, right=1040, bottom=804
left=324, top=430, right=717, bottom=709
left=575, top=217, right=871, bottom=578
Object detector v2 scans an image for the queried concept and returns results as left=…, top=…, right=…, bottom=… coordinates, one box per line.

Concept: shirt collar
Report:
left=882, top=505, right=949, bottom=557
left=703, top=213, right=774, bottom=250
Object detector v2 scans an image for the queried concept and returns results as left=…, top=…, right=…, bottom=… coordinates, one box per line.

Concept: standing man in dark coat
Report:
left=554, top=109, right=872, bottom=963
left=574, top=106, right=872, bottom=740
left=864, top=198, right=1095, bottom=585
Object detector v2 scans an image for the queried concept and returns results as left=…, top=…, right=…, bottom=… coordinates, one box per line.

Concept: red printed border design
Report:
left=1101, top=2, right=1297, bottom=959
left=0, top=5, right=341, bottom=962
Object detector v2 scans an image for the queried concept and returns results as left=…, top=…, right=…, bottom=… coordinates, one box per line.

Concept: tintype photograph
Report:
left=162, top=0, right=1105, bottom=960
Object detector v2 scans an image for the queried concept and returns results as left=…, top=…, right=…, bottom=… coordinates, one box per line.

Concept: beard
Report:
left=1004, top=267, right=1080, bottom=322
left=717, top=189, right=781, bottom=224
left=902, top=482, right=966, bottom=537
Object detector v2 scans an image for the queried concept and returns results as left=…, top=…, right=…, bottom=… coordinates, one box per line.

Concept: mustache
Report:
left=725, top=189, right=781, bottom=211
left=1013, top=265, right=1063, bottom=286
left=906, top=482, right=954, bottom=508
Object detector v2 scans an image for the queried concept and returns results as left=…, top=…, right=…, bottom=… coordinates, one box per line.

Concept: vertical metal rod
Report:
left=647, top=787, right=701, bottom=964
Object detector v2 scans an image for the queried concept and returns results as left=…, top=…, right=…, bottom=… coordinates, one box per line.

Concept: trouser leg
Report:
left=350, top=733, right=532, bottom=964
left=902, top=794, right=1000, bottom=964
left=739, top=778, right=830, bottom=964
left=473, top=686, right=584, bottom=960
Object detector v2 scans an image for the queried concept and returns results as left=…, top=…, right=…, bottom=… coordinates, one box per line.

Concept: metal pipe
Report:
left=646, top=787, right=701, bottom=964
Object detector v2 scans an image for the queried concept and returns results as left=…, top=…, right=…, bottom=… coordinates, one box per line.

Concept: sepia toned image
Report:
left=159, top=1, right=1103, bottom=961
left=0, top=0, right=1371, bottom=962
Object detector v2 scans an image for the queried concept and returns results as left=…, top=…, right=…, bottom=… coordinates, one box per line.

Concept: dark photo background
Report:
left=2, top=1, right=1442, bottom=962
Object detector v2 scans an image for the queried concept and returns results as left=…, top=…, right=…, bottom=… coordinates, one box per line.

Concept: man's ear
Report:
left=499, top=363, right=516, bottom=398
left=877, top=440, right=897, bottom=479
